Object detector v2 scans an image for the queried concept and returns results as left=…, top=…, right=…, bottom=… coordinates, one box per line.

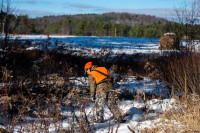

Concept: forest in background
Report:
left=2, top=12, right=200, bottom=38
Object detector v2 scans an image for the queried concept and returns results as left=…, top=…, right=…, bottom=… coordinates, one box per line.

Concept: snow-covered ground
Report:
left=0, top=35, right=196, bottom=132
left=66, top=77, right=174, bottom=133
left=1, top=76, right=174, bottom=133
left=1, top=34, right=200, bottom=55
left=8, top=97, right=176, bottom=133
left=0, top=34, right=162, bottom=55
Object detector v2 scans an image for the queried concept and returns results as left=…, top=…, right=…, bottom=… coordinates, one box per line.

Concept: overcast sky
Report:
left=12, top=0, right=189, bottom=19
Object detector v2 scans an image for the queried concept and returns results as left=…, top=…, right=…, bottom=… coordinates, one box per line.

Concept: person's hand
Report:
left=91, top=97, right=95, bottom=101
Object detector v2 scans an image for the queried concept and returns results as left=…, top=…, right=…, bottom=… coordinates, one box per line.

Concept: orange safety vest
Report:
left=90, top=67, right=108, bottom=84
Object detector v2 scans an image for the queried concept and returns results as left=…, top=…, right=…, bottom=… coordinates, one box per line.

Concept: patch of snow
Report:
left=26, top=46, right=41, bottom=50
left=0, top=125, right=6, bottom=129
left=164, top=33, right=176, bottom=36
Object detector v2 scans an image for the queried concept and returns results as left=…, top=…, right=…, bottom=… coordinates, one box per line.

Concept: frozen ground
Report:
left=6, top=97, right=175, bottom=133
left=0, top=35, right=195, bottom=132
left=1, top=34, right=162, bottom=55
left=1, top=34, right=200, bottom=55
left=69, top=76, right=173, bottom=133
left=1, top=76, right=174, bottom=133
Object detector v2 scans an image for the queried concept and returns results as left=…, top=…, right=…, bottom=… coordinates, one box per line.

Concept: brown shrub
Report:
left=0, top=96, right=11, bottom=104
left=0, top=128, right=9, bottom=133
left=144, top=61, right=163, bottom=80
left=167, top=53, right=200, bottom=94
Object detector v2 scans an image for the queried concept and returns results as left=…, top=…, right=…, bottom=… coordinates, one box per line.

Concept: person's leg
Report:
left=107, top=91, right=123, bottom=122
left=95, top=93, right=106, bottom=123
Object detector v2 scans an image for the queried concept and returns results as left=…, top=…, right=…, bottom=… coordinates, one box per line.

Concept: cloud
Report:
left=14, top=0, right=37, bottom=5
left=63, top=2, right=109, bottom=13
left=15, top=1, right=178, bottom=21
left=15, top=9, right=57, bottom=18
left=63, top=2, right=177, bottom=20
left=14, top=0, right=53, bottom=5
left=110, top=8, right=177, bottom=20
left=24, top=1, right=37, bottom=5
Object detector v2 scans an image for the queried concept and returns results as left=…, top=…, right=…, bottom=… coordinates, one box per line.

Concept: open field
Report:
left=0, top=35, right=200, bottom=132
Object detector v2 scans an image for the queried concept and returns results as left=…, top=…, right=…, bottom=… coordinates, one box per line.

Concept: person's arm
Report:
left=88, top=74, right=96, bottom=100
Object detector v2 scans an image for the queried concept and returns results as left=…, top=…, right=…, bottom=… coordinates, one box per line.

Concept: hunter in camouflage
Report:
left=84, top=62, right=123, bottom=123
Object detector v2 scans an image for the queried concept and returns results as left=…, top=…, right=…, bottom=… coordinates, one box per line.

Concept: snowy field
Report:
left=1, top=35, right=161, bottom=55
left=0, top=35, right=197, bottom=132
left=2, top=76, right=174, bottom=133
left=1, top=34, right=200, bottom=55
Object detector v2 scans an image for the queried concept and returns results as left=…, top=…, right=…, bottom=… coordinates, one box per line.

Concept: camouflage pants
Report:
left=95, top=91, right=122, bottom=123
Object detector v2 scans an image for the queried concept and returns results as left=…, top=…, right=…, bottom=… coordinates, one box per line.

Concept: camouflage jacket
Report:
left=88, top=65, right=114, bottom=99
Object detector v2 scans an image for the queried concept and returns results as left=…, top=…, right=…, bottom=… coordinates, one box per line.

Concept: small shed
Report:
left=159, top=33, right=180, bottom=50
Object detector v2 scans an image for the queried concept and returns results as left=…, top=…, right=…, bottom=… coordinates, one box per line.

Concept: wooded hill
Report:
left=34, top=12, right=169, bottom=29
left=4, top=12, right=200, bottom=38
left=32, top=12, right=170, bottom=37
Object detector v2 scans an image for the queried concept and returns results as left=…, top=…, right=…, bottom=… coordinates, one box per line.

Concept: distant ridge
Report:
left=34, top=12, right=169, bottom=28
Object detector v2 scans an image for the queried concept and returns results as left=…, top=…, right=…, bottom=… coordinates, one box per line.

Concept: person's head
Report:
left=84, top=62, right=93, bottom=75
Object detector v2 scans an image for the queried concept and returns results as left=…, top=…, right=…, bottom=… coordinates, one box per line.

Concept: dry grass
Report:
left=1, top=36, right=200, bottom=133
left=0, top=37, right=134, bottom=132
left=0, top=85, right=123, bottom=132
left=136, top=95, right=200, bottom=133
left=158, top=52, right=200, bottom=95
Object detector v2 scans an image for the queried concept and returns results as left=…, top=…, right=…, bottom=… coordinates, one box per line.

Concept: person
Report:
left=84, top=62, right=124, bottom=123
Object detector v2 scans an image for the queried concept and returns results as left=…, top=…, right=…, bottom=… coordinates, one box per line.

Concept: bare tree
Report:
left=174, top=0, right=200, bottom=51
left=0, top=0, right=15, bottom=50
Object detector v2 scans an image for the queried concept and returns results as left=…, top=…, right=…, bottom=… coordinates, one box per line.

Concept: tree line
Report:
left=0, top=14, right=35, bottom=34
left=1, top=13, right=200, bottom=39
left=39, top=18, right=200, bottom=39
